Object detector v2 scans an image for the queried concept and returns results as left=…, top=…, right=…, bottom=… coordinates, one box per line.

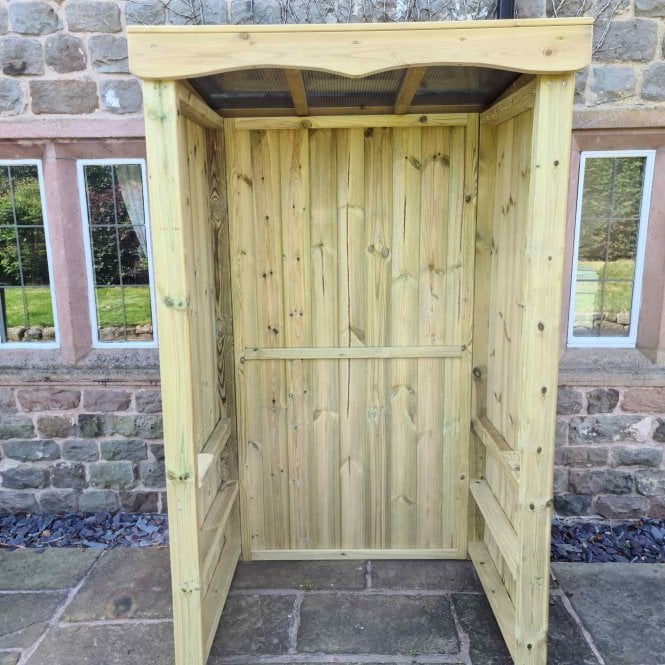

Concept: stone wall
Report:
left=555, top=386, right=665, bottom=519
left=0, top=385, right=165, bottom=514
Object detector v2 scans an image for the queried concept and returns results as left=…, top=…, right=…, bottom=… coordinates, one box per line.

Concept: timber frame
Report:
left=128, top=18, right=592, bottom=665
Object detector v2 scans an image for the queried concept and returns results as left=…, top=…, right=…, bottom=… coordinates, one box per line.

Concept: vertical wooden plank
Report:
left=388, top=127, right=421, bottom=548
left=250, top=129, right=290, bottom=551
left=337, top=128, right=367, bottom=548
left=224, top=122, right=261, bottom=559
left=280, top=129, right=312, bottom=549
left=143, top=80, right=204, bottom=664
left=416, top=126, right=450, bottom=548
left=309, top=128, right=339, bottom=547
left=514, top=73, right=575, bottom=665
left=364, top=126, right=392, bottom=547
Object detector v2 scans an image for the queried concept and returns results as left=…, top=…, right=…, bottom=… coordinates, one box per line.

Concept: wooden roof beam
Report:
left=394, top=67, right=427, bottom=114
left=284, top=69, right=309, bottom=116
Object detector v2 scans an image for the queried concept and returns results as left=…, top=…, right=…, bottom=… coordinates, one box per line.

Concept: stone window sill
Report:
left=559, top=348, right=665, bottom=387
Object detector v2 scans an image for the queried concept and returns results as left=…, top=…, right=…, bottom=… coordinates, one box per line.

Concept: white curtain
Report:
left=115, top=164, right=148, bottom=257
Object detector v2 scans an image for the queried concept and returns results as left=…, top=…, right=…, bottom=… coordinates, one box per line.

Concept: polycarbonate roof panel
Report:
left=190, top=66, right=522, bottom=114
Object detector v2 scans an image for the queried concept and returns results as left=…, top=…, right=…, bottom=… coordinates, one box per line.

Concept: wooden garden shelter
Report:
left=127, top=18, right=592, bottom=665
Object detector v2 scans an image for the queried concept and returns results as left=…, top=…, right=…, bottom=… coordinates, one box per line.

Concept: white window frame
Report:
left=77, top=158, right=158, bottom=349
left=567, top=149, right=656, bottom=349
left=0, top=159, right=59, bottom=350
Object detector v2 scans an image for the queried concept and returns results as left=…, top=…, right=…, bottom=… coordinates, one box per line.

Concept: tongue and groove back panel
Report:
left=225, top=119, right=477, bottom=557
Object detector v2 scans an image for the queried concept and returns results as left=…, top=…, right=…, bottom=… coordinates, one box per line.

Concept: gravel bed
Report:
left=551, top=519, right=665, bottom=563
left=0, top=512, right=169, bottom=551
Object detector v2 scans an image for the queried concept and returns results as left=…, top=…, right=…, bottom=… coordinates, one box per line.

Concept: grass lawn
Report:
left=2, top=286, right=152, bottom=328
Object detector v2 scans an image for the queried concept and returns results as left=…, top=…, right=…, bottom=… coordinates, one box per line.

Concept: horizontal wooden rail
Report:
left=197, top=417, right=232, bottom=522
left=232, top=113, right=470, bottom=130
left=469, top=479, right=519, bottom=578
left=468, top=541, right=517, bottom=660
left=480, top=79, right=537, bottom=126
left=471, top=416, right=520, bottom=485
left=241, top=346, right=464, bottom=361
left=251, top=547, right=460, bottom=560
left=177, top=84, right=225, bottom=129
left=200, top=481, right=239, bottom=592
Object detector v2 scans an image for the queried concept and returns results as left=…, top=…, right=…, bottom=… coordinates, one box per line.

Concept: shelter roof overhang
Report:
left=128, top=18, right=593, bottom=118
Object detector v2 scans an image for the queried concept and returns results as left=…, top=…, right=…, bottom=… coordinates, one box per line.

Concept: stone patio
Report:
left=0, top=548, right=663, bottom=665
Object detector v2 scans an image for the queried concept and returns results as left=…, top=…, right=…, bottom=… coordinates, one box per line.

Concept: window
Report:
left=78, top=160, right=157, bottom=347
left=0, top=161, right=58, bottom=347
left=568, top=150, right=655, bottom=348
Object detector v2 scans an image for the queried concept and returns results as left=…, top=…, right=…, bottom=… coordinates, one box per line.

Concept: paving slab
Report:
left=0, top=592, right=66, bottom=648
left=210, top=595, right=296, bottom=657
left=63, top=547, right=171, bottom=621
left=298, top=594, right=459, bottom=656
left=25, top=623, right=175, bottom=665
left=0, top=653, right=20, bottom=665
left=371, top=560, right=481, bottom=591
left=231, top=560, right=367, bottom=590
left=548, top=595, right=599, bottom=665
left=552, top=562, right=665, bottom=665
left=0, top=549, right=98, bottom=590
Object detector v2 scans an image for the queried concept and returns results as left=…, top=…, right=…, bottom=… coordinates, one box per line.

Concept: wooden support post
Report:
left=142, top=79, right=205, bottom=664
left=284, top=69, right=309, bottom=116
left=513, top=73, right=575, bottom=665
left=393, top=67, right=427, bottom=114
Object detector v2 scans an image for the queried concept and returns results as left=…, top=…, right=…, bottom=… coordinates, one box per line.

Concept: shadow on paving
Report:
left=1, top=549, right=663, bottom=665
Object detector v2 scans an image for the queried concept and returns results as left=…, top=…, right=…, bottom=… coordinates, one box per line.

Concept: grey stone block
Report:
left=136, top=415, right=163, bottom=439
left=89, top=35, right=128, bottom=73
left=1, top=466, right=49, bottom=490
left=135, top=389, right=162, bottom=414
left=79, top=489, right=120, bottom=513
left=149, top=443, right=165, bottom=461
left=78, top=414, right=105, bottom=437
left=100, top=79, right=143, bottom=114
left=45, top=34, right=86, bottom=73
left=16, top=388, right=80, bottom=411
left=568, top=469, right=633, bottom=494
left=555, top=420, right=568, bottom=446
left=30, top=80, right=98, bottom=114
left=0, top=490, right=38, bottom=514
left=635, top=0, right=665, bottom=18
left=612, top=446, right=662, bottom=467
left=1, top=37, right=44, bottom=76
left=574, top=67, right=588, bottom=104
left=65, top=548, right=171, bottom=621
left=2, top=439, right=59, bottom=462
left=106, top=415, right=137, bottom=436
left=654, top=418, right=665, bottom=442
left=556, top=388, right=583, bottom=415
left=568, top=415, right=647, bottom=444
left=635, top=470, right=665, bottom=496
left=232, top=560, right=367, bottom=590
left=36, top=415, right=76, bottom=438
left=516, top=0, right=546, bottom=17
left=0, top=548, right=98, bottom=590
left=0, top=6, right=7, bottom=34
left=101, top=439, right=147, bottom=461
left=586, top=388, right=619, bottom=414
left=138, top=460, right=165, bottom=487
left=119, top=491, right=159, bottom=512
left=66, top=1, right=121, bottom=32
left=553, top=466, right=569, bottom=494
left=0, top=416, right=35, bottom=440
left=595, top=494, right=649, bottom=519
left=51, top=462, right=87, bottom=489
left=0, top=79, right=24, bottom=115
left=38, top=488, right=80, bottom=513
left=231, top=0, right=282, bottom=24
left=209, top=595, right=296, bottom=656
left=642, top=63, right=665, bottom=101
left=90, top=461, right=136, bottom=490
left=371, top=559, right=481, bottom=591
left=0, top=652, right=19, bottom=665
left=26, top=623, right=175, bottom=665
left=82, top=389, right=131, bottom=413
left=594, top=19, right=658, bottom=62
left=9, top=2, right=62, bottom=35
left=126, top=0, right=167, bottom=25
left=62, top=439, right=99, bottom=462
left=297, top=594, right=459, bottom=655
left=0, top=592, right=66, bottom=648
left=553, top=494, right=593, bottom=516
left=590, top=66, right=635, bottom=103
left=561, top=446, right=609, bottom=466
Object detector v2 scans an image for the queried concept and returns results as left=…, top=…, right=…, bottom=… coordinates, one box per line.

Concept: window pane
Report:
left=0, top=163, right=56, bottom=345
left=82, top=162, right=154, bottom=344
left=570, top=153, right=649, bottom=343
